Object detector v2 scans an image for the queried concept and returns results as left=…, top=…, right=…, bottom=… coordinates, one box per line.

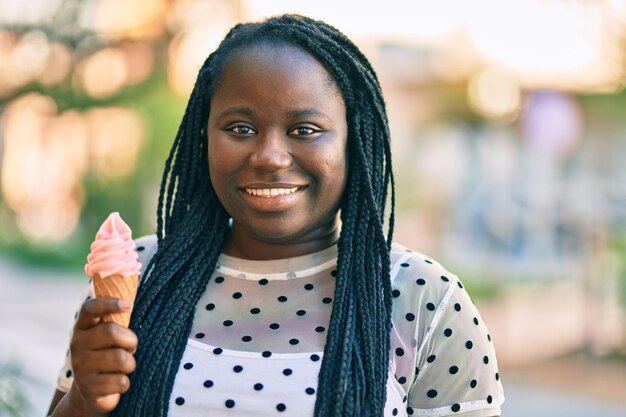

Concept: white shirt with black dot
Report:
left=57, top=235, right=504, bottom=416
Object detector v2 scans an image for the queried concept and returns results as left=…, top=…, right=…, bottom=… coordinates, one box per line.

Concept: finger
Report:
left=78, top=373, right=130, bottom=397
left=76, top=348, right=136, bottom=374
left=79, top=323, right=138, bottom=352
left=75, top=298, right=133, bottom=330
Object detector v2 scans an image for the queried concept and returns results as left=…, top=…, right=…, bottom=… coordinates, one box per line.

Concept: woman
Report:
left=48, top=14, right=504, bottom=417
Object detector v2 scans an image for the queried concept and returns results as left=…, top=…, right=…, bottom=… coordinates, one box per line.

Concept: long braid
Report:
left=110, top=14, right=395, bottom=417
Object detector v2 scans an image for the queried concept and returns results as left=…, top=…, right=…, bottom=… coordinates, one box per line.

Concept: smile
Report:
left=243, top=187, right=302, bottom=197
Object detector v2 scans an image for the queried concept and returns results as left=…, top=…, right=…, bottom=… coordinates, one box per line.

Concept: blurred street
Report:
left=1, top=257, right=625, bottom=417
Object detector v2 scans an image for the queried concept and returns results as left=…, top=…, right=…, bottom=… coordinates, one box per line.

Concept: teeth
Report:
left=244, top=187, right=300, bottom=197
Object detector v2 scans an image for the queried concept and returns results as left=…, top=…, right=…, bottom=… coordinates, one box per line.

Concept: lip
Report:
left=238, top=183, right=308, bottom=211
left=239, top=182, right=307, bottom=189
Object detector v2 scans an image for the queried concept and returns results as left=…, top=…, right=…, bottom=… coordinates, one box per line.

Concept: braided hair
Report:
left=111, top=14, right=395, bottom=417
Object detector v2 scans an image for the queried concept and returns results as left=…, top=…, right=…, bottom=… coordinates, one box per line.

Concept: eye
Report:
left=225, top=124, right=256, bottom=137
left=288, top=126, right=321, bottom=139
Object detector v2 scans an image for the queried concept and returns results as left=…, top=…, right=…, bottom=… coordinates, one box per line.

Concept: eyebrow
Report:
left=216, top=107, right=256, bottom=118
left=286, top=109, right=331, bottom=120
left=216, top=107, right=331, bottom=121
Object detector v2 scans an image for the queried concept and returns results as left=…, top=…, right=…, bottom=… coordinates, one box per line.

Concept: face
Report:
left=207, top=43, right=348, bottom=257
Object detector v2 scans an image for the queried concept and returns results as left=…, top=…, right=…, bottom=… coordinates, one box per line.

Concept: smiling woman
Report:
left=48, top=14, right=503, bottom=417
left=208, top=42, right=348, bottom=259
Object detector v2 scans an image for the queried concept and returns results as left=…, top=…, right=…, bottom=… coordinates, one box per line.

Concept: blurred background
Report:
left=0, top=0, right=625, bottom=416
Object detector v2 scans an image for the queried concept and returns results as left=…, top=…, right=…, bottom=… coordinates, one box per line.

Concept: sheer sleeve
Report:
left=389, top=246, right=504, bottom=416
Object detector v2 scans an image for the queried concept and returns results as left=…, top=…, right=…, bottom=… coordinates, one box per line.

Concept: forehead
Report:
left=210, top=42, right=342, bottom=106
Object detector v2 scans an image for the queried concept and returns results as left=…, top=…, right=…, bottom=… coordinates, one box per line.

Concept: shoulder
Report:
left=134, top=234, right=158, bottom=276
left=389, top=242, right=461, bottom=301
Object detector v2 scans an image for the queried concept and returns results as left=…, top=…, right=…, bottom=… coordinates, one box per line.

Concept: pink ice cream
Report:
left=85, top=212, right=142, bottom=278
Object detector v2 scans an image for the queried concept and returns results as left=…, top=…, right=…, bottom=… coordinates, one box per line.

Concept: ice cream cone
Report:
left=93, top=273, right=139, bottom=327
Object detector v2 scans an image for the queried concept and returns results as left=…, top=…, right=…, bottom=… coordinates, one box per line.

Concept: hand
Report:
left=67, top=297, right=138, bottom=417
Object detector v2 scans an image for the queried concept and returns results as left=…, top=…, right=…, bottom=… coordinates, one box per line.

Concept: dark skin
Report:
left=48, top=43, right=348, bottom=415
left=47, top=298, right=137, bottom=417
left=209, top=43, right=348, bottom=260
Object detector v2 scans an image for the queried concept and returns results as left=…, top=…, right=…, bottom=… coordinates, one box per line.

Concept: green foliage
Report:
left=611, top=234, right=626, bottom=308
left=0, top=71, right=187, bottom=268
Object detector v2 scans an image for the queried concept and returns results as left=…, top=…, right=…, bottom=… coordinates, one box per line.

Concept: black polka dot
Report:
left=296, top=310, right=307, bottom=316
left=225, top=399, right=235, bottom=408
left=205, top=303, right=215, bottom=311
left=401, top=262, right=410, bottom=267
left=183, top=362, right=193, bottom=370
left=195, top=332, right=205, bottom=339
left=451, top=403, right=460, bottom=412
left=65, top=370, right=72, bottom=378
left=262, top=351, right=272, bottom=358
left=407, top=407, right=414, bottom=414
left=250, top=307, right=261, bottom=314
left=392, top=289, right=401, bottom=298
left=304, top=283, right=314, bottom=290
left=242, top=335, right=252, bottom=342
left=232, top=292, right=242, bottom=299
left=315, top=326, right=326, bottom=332
left=214, top=276, right=224, bottom=283
left=277, top=295, right=288, bottom=302
left=259, top=278, right=269, bottom=285
left=175, top=397, right=185, bottom=405
left=487, top=395, right=493, bottom=404
left=270, top=323, right=280, bottom=330
left=457, top=281, right=464, bottom=288
left=470, top=379, right=477, bottom=388
left=440, top=275, right=449, bottom=282
left=395, top=347, right=404, bottom=356
left=427, top=354, right=436, bottom=363
left=449, top=366, right=459, bottom=374
left=322, top=297, right=333, bottom=304
left=426, top=303, right=436, bottom=311
left=403, top=395, right=407, bottom=403
left=416, top=278, right=426, bottom=285
left=233, top=365, right=243, bottom=373
left=483, top=356, right=489, bottom=364
left=223, top=320, right=233, bottom=327
left=203, top=379, right=213, bottom=388
left=213, top=348, right=223, bottom=355
left=454, top=303, right=461, bottom=311
left=444, top=328, right=453, bottom=337
left=488, top=334, right=492, bottom=342
left=392, top=408, right=399, bottom=415
left=305, top=387, right=315, bottom=395
left=473, top=317, right=479, bottom=325
left=137, top=246, right=145, bottom=251
left=465, top=340, right=473, bottom=349
left=289, top=338, right=299, bottom=345
left=496, top=372, right=500, bottom=381
left=276, top=403, right=286, bottom=412
left=254, top=383, right=263, bottom=390
left=397, top=376, right=407, bottom=384
left=427, top=389, right=438, bottom=398
left=425, top=259, right=433, bottom=264
left=283, top=368, right=293, bottom=376
left=330, top=269, right=338, bottom=277
left=310, top=354, right=320, bottom=361
left=405, top=313, right=415, bottom=321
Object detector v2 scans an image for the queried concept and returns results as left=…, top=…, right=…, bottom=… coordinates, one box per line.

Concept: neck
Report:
left=222, top=218, right=341, bottom=260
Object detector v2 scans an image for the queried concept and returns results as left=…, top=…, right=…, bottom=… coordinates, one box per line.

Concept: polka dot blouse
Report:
left=57, top=235, right=504, bottom=416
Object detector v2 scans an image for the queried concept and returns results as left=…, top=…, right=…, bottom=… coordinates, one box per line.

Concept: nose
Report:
left=249, top=129, right=292, bottom=172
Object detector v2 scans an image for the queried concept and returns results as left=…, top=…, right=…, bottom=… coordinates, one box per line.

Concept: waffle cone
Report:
left=93, top=273, right=139, bottom=327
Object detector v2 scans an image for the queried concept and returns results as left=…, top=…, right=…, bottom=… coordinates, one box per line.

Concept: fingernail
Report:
left=119, top=300, right=133, bottom=310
